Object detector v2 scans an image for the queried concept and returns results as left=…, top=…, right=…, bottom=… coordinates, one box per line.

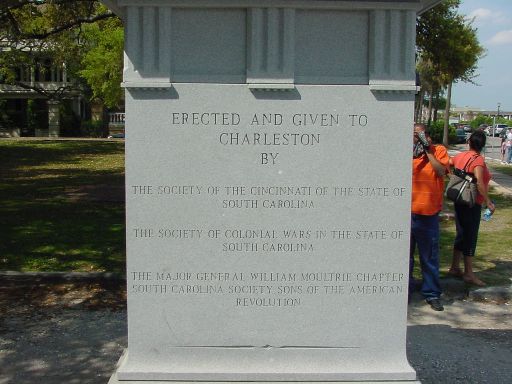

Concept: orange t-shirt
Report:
left=452, top=151, right=491, bottom=206
left=412, top=145, right=450, bottom=215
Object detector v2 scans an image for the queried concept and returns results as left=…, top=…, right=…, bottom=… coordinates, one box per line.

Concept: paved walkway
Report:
left=1, top=295, right=511, bottom=384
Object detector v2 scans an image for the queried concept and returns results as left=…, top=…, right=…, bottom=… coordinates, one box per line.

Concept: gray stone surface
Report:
left=122, top=83, right=415, bottom=381
left=107, top=0, right=440, bottom=382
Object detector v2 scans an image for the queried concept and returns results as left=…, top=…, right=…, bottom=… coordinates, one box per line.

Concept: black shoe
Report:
left=426, top=298, right=444, bottom=311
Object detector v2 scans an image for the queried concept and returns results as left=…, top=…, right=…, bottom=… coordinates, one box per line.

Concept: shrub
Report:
left=80, top=120, right=105, bottom=138
left=470, top=114, right=492, bottom=130
left=428, top=120, right=457, bottom=145
left=59, top=100, right=81, bottom=137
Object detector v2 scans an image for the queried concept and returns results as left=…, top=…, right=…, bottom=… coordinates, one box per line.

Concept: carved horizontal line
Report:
left=167, top=345, right=361, bottom=349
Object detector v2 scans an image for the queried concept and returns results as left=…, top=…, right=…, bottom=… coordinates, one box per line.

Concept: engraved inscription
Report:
left=169, top=111, right=370, bottom=165
left=129, top=270, right=406, bottom=307
left=129, top=184, right=408, bottom=210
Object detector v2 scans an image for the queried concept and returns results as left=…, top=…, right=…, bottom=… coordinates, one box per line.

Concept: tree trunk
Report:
left=443, top=81, right=452, bottom=147
left=415, top=87, right=426, bottom=123
left=433, top=90, right=439, bottom=122
left=427, top=88, right=434, bottom=126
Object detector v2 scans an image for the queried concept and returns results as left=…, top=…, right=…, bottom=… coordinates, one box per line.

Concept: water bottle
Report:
left=482, top=203, right=494, bottom=221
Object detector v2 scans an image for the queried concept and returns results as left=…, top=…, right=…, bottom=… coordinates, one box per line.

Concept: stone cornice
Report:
left=103, top=0, right=443, bottom=18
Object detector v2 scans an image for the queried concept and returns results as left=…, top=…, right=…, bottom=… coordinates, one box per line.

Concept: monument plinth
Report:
left=104, top=1, right=443, bottom=383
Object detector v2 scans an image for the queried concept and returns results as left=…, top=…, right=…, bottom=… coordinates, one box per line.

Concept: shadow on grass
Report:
left=0, top=141, right=124, bottom=191
left=0, top=201, right=125, bottom=272
left=476, top=260, right=512, bottom=287
left=0, top=140, right=126, bottom=273
left=0, top=140, right=124, bottom=171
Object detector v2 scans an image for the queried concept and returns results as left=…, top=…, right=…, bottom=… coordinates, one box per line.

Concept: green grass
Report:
left=2, top=139, right=511, bottom=285
left=0, top=139, right=125, bottom=273
left=488, top=163, right=512, bottom=177
left=412, top=187, right=512, bottom=287
left=443, top=189, right=512, bottom=286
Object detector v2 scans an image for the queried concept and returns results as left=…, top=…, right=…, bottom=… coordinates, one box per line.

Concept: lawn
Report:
left=2, top=139, right=511, bottom=286
left=489, top=162, right=512, bottom=177
left=436, top=188, right=512, bottom=287
left=0, top=139, right=125, bottom=273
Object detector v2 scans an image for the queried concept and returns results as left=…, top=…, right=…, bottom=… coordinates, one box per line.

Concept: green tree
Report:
left=417, top=0, right=484, bottom=146
left=416, top=57, right=439, bottom=123
left=79, top=17, right=124, bottom=108
left=415, top=56, right=447, bottom=126
left=0, top=1, right=117, bottom=101
left=470, top=114, right=492, bottom=130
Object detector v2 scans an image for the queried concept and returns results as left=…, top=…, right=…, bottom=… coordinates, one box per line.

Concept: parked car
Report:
left=455, top=128, right=467, bottom=144
left=485, top=124, right=509, bottom=137
left=108, top=133, right=125, bottom=139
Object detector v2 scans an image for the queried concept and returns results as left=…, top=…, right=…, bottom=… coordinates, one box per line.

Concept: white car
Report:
left=485, top=124, right=509, bottom=136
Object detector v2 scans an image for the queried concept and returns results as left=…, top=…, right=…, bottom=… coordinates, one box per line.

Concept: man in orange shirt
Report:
left=410, top=123, right=450, bottom=311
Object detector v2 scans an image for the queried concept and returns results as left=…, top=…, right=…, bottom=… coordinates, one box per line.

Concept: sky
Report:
left=451, top=0, right=512, bottom=112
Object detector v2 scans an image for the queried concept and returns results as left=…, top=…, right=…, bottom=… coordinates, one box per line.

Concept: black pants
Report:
left=454, top=204, right=482, bottom=257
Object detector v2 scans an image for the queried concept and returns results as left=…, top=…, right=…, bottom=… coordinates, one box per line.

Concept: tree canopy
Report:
left=417, top=0, right=483, bottom=85
left=0, top=1, right=121, bottom=106
left=79, top=17, right=123, bottom=108
left=1, top=1, right=114, bottom=40
left=416, top=0, right=484, bottom=145
left=2, top=0, right=485, bottom=122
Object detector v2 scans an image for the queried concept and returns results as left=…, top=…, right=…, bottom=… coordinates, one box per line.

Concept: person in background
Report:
left=410, top=123, right=450, bottom=311
left=448, top=130, right=495, bottom=286
left=500, top=136, right=507, bottom=164
left=505, top=128, right=512, bottom=164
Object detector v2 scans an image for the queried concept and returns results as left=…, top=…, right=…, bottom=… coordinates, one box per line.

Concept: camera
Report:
left=416, top=131, right=430, bottom=150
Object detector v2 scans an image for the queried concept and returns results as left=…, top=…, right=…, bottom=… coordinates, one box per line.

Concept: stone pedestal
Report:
left=102, top=0, right=444, bottom=382
left=117, top=83, right=417, bottom=382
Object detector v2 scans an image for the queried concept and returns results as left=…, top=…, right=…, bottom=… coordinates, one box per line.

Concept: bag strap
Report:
left=461, top=154, right=479, bottom=173
left=455, top=178, right=471, bottom=203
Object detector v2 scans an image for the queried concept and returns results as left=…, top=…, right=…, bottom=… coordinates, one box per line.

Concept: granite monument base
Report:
left=108, top=350, right=420, bottom=384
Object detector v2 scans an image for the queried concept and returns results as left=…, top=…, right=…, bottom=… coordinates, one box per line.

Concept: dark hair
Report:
left=414, top=123, right=430, bottom=136
left=468, top=130, right=486, bottom=153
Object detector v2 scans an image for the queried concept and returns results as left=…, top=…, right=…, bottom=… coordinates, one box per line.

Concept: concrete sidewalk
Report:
left=1, top=275, right=511, bottom=384
left=1, top=296, right=511, bottom=384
